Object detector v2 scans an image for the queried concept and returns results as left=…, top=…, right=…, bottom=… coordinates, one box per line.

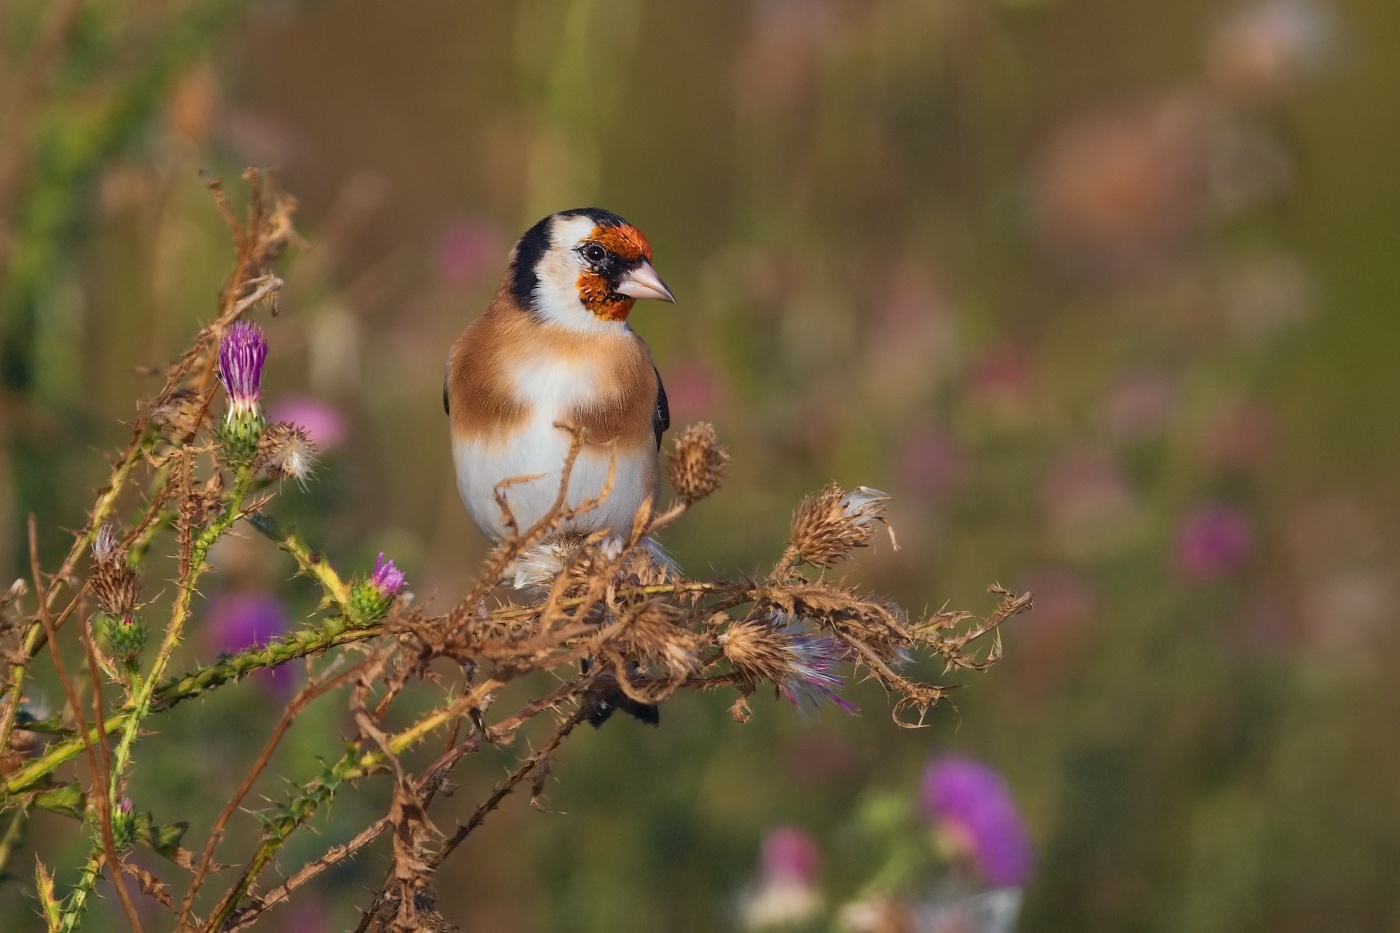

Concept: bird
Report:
left=444, top=208, right=675, bottom=727
left=444, top=207, right=674, bottom=543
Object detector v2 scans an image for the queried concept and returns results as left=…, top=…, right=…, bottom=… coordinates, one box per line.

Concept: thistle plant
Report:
left=0, top=172, right=1029, bottom=933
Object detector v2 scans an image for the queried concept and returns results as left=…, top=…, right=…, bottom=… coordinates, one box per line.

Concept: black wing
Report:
left=652, top=365, right=670, bottom=450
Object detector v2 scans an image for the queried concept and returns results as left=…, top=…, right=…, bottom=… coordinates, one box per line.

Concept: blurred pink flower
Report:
left=281, top=901, right=332, bottom=933
left=1043, top=450, right=1142, bottom=557
left=873, top=268, right=956, bottom=347
left=205, top=591, right=296, bottom=692
left=435, top=216, right=507, bottom=287
left=1104, top=370, right=1176, bottom=441
left=969, top=346, right=1033, bottom=406
left=1176, top=504, right=1255, bottom=580
left=967, top=346, right=1037, bottom=429
left=1013, top=568, right=1096, bottom=691
left=663, top=360, right=724, bottom=424
left=923, top=758, right=1034, bottom=888
left=268, top=395, right=346, bottom=450
left=207, top=591, right=288, bottom=651
left=737, top=0, right=841, bottom=115
left=740, top=826, right=824, bottom=929
left=899, top=429, right=966, bottom=504
left=762, top=826, right=821, bottom=886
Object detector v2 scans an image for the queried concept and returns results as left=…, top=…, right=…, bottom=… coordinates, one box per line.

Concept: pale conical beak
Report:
left=615, top=261, right=676, bottom=303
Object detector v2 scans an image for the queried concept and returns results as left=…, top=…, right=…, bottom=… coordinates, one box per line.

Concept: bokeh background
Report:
left=4, top=0, right=1400, bottom=930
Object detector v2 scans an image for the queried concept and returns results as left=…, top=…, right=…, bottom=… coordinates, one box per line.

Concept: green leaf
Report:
left=30, top=781, right=85, bottom=819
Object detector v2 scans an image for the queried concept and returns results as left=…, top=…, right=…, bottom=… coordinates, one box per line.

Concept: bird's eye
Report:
left=581, top=243, right=607, bottom=265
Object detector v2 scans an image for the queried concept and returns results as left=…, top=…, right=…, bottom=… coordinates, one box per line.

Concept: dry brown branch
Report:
left=30, top=518, right=143, bottom=933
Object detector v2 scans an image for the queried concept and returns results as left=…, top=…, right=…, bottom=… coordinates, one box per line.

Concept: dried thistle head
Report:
left=789, top=485, right=895, bottom=568
left=719, top=619, right=794, bottom=689
left=259, top=422, right=319, bottom=483
left=721, top=614, right=857, bottom=717
left=90, top=525, right=140, bottom=618
left=667, top=422, right=729, bottom=504
left=611, top=599, right=703, bottom=685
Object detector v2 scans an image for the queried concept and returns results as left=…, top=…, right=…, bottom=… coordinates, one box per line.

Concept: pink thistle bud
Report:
left=370, top=552, right=406, bottom=597
left=219, top=321, right=269, bottom=419
left=350, top=553, right=407, bottom=625
left=111, top=796, right=138, bottom=850
left=218, top=321, right=269, bottom=465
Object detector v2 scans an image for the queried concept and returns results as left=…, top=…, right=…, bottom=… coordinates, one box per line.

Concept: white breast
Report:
left=452, top=354, right=654, bottom=541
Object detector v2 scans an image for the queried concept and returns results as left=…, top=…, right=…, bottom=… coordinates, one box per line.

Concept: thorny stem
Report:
left=178, top=663, right=363, bottom=930
left=107, top=467, right=256, bottom=796
left=430, top=709, right=585, bottom=869
left=57, top=847, right=103, bottom=933
left=2, top=582, right=724, bottom=800
left=30, top=517, right=140, bottom=932
left=0, top=432, right=152, bottom=767
left=202, top=677, right=507, bottom=932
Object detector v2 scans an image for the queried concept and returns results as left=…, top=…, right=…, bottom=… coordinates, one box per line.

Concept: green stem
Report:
left=107, top=468, right=254, bottom=795
left=56, top=842, right=101, bottom=933
left=0, top=807, right=27, bottom=878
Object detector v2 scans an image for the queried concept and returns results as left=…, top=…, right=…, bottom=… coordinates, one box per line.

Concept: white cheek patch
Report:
left=530, top=215, right=628, bottom=336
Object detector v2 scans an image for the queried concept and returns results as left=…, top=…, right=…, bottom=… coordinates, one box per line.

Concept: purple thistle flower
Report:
left=1176, top=504, right=1255, bottom=581
left=923, top=757, right=1034, bottom=888
left=370, top=552, right=406, bottom=597
left=774, top=615, right=859, bottom=719
left=219, top=320, right=269, bottom=420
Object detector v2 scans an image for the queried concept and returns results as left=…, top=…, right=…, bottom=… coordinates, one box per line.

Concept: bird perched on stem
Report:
left=444, top=208, right=674, bottom=544
left=445, top=209, right=675, bottom=727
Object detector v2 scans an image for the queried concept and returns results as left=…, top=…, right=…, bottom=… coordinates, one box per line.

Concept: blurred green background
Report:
left=3, top=0, right=1400, bottom=930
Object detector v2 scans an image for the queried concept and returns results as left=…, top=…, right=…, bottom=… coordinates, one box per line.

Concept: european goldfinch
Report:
left=444, top=208, right=675, bottom=545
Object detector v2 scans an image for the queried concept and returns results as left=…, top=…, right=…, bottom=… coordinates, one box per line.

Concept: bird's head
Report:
left=507, top=208, right=675, bottom=331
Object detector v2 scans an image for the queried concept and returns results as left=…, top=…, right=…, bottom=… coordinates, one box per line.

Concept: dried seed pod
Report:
left=90, top=525, right=140, bottom=618
left=259, top=422, right=318, bottom=482
left=789, top=485, right=894, bottom=567
left=720, top=614, right=858, bottom=717
left=614, top=599, right=702, bottom=682
left=667, top=422, right=729, bottom=504
left=718, top=619, right=793, bottom=688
